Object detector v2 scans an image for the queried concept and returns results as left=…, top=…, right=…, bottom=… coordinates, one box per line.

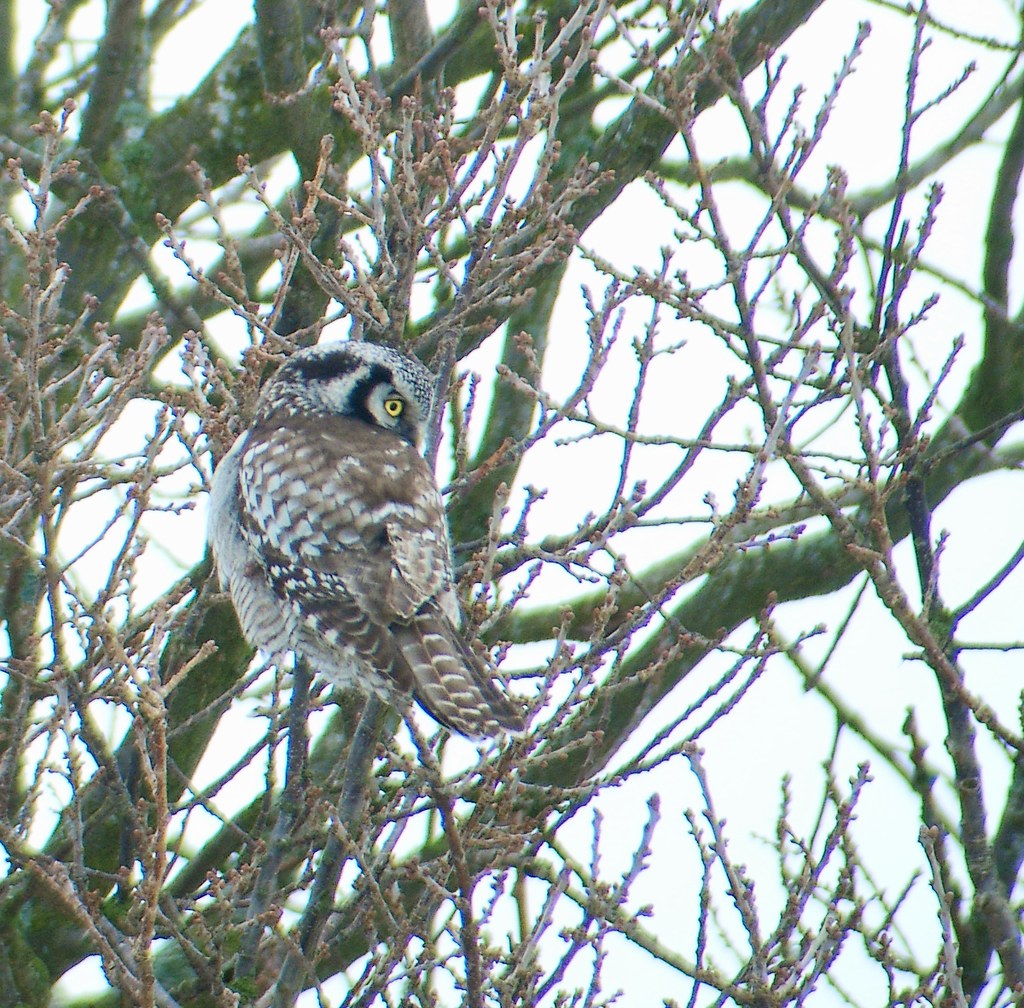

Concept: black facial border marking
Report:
left=289, top=345, right=369, bottom=384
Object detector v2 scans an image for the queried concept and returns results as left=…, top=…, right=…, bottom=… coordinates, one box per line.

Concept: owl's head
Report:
left=254, top=341, right=437, bottom=449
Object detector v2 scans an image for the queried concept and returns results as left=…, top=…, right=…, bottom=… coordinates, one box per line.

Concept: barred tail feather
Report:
left=394, top=604, right=524, bottom=738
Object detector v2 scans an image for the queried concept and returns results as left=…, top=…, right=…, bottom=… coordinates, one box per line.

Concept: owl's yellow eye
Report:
left=383, top=397, right=404, bottom=418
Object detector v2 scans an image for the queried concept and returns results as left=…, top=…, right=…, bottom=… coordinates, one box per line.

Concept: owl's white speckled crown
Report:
left=253, top=340, right=437, bottom=442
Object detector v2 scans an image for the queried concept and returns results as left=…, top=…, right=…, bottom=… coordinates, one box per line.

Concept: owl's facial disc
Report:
left=364, top=381, right=422, bottom=447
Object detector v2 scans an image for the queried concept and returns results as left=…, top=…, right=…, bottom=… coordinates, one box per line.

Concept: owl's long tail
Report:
left=392, top=603, right=525, bottom=738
